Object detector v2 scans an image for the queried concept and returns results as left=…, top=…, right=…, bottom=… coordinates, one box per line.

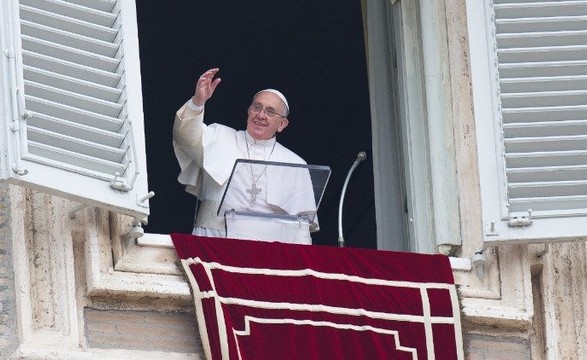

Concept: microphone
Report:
left=357, top=151, right=367, bottom=162
left=338, top=151, right=367, bottom=248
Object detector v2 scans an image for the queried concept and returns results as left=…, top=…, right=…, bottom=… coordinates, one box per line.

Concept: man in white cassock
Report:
left=173, top=68, right=318, bottom=244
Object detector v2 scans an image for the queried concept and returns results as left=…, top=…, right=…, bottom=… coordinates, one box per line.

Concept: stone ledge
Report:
left=8, top=345, right=201, bottom=360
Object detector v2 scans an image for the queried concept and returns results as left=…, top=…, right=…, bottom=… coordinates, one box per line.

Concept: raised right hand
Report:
left=192, top=68, right=221, bottom=106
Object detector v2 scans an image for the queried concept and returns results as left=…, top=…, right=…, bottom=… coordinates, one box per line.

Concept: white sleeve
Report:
left=173, top=99, right=207, bottom=195
left=173, top=99, right=206, bottom=164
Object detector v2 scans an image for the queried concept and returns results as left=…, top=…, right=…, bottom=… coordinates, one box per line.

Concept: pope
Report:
left=172, top=68, right=318, bottom=243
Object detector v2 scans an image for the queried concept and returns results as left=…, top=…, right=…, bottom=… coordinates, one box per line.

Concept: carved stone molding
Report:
left=81, top=210, right=191, bottom=310
left=9, top=186, right=80, bottom=351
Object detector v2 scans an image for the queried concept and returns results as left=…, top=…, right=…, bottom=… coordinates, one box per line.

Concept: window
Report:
left=0, top=0, right=150, bottom=220
left=137, top=1, right=379, bottom=249
left=467, top=0, right=587, bottom=243
left=2, top=0, right=463, bottom=255
left=136, top=0, right=463, bottom=254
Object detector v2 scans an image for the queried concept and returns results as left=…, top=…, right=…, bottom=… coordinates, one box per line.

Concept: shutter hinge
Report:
left=11, top=164, right=28, bottom=176
left=111, top=178, right=132, bottom=191
left=508, top=209, right=533, bottom=227
left=110, top=170, right=136, bottom=191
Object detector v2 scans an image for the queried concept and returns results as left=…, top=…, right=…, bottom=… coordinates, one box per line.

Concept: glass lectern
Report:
left=217, top=159, right=331, bottom=244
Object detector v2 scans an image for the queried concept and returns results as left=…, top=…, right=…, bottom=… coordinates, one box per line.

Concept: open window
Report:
left=137, top=0, right=460, bottom=254
left=0, top=0, right=150, bottom=220
left=1, top=0, right=463, bottom=255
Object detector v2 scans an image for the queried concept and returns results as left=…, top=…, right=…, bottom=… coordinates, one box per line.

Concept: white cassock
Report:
left=173, top=100, right=318, bottom=244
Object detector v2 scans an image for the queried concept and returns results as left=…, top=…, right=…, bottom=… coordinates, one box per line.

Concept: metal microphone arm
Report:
left=338, top=151, right=367, bottom=247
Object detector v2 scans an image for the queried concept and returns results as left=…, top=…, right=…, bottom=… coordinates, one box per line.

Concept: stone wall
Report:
left=0, top=183, right=18, bottom=358
left=84, top=308, right=202, bottom=355
left=464, top=333, right=531, bottom=360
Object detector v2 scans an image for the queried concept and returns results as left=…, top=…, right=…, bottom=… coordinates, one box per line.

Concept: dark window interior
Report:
left=137, top=1, right=376, bottom=248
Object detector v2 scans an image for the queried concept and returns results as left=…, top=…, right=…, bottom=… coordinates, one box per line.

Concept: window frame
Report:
left=365, top=0, right=462, bottom=254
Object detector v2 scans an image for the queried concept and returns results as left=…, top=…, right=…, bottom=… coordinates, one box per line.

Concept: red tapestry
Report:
left=172, top=234, right=463, bottom=360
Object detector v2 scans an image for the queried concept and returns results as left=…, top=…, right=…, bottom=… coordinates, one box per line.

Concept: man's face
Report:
left=246, top=92, right=289, bottom=140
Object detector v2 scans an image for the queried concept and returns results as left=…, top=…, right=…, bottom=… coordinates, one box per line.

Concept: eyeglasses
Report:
left=249, top=103, right=286, bottom=118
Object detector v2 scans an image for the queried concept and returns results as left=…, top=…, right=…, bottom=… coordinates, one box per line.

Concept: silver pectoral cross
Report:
left=246, top=183, right=262, bottom=204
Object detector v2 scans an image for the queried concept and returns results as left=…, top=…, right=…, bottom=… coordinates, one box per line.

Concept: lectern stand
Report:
left=217, top=159, right=331, bottom=244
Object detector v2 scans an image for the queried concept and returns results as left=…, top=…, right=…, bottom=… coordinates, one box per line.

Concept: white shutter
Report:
left=467, top=0, right=587, bottom=244
left=0, top=0, right=150, bottom=219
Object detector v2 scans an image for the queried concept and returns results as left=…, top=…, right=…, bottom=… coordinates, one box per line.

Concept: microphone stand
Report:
left=338, top=151, right=367, bottom=247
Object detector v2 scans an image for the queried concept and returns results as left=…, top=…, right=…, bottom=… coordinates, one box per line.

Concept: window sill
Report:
left=137, top=234, right=472, bottom=271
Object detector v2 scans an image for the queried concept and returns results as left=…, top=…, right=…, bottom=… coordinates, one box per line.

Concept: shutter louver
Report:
left=0, top=0, right=149, bottom=218
left=495, top=0, right=587, bottom=217
left=19, top=0, right=130, bottom=180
